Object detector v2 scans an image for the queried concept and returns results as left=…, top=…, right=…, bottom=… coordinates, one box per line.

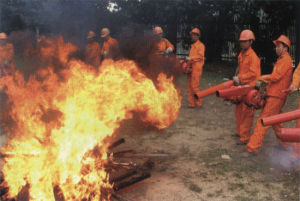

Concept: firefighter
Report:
left=85, top=31, right=101, bottom=67
left=245, top=35, right=293, bottom=155
left=186, top=28, right=205, bottom=108
left=100, top=27, right=120, bottom=60
left=232, top=30, right=261, bottom=144
left=0, top=32, right=14, bottom=76
left=287, top=62, right=300, bottom=159
left=152, top=26, right=174, bottom=55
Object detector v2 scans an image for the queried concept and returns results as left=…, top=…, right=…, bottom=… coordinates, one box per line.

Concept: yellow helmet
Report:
left=273, top=35, right=291, bottom=48
left=239, top=30, right=255, bottom=41
left=190, top=28, right=201, bottom=36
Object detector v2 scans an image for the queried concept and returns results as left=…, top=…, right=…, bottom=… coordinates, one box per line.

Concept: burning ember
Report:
left=0, top=36, right=181, bottom=201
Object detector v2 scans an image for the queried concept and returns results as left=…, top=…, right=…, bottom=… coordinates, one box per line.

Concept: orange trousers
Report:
left=291, top=98, right=300, bottom=159
left=187, top=62, right=203, bottom=107
left=247, top=97, right=286, bottom=153
left=235, top=103, right=254, bottom=143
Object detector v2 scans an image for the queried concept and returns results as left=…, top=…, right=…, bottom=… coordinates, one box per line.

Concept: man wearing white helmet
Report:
left=0, top=32, right=15, bottom=76
left=85, top=31, right=101, bottom=67
left=100, top=27, right=120, bottom=60
left=153, top=26, right=174, bottom=55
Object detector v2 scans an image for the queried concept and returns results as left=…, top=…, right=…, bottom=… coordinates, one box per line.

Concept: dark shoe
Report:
left=194, top=94, right=199, bottom=100
left=236, top=141, right=247, bottom=145
left=231, top=133, right=240, bottom=138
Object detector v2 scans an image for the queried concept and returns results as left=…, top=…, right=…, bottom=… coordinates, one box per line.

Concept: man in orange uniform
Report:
left=100, top=27, right=120, bottom=60
left=246, top=35, right=293, bottom=155
left=187, top=28, right=205, bottom=108
left=0, top=32, right=15, bottom=76
left=287, top=62, right=300, bottom=159
left=85, top=31, right=101, bottom=67
left=232, top=30, right=261, bottom=144
left=153, top=26, right=174, bottom=55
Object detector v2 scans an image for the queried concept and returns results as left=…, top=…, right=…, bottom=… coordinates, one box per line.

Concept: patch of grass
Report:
left=215, top=189, right=223, bottom=197
left=198, top=148, right=229, bottom=164
left=179, top=144, right=190, bottom=155
left=233, top=172, right=243, bottom=179
left=216, top=168, right=226, bottom=175
left=279, top=170, right=300, bottom=201
left=200, top=147, right=274, bottom=178
left=188, top=183, right=202, bottom=193
left=263, top=182, right=271, bottom=189
left=156, top=166, right=168, bottom=173
left=207, top=193, right=214, bottom=197
left=194, top=171, right=208, bottom=178
left=245, top=188, right=259, bottom=197
left=228, top=182, right=245, bottom=191
left=261, top=195, right=273, bottom=201
left=234, top=195, right=252, bottom=201
left=178, top=144, right=195, bottom=160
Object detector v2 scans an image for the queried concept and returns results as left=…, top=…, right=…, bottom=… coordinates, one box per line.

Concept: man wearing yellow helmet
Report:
left=186, top=27, right=205, bottom=108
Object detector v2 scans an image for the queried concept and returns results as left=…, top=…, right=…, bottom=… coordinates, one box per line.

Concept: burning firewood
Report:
left=0, top=138, right=167, bottom=201
left=113, top=172, right=151, bottom=191
left=107, top=138, right=125, bottom=151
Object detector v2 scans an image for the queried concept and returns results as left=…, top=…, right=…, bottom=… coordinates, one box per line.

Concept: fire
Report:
left=0, top=36, right=181, bottom=200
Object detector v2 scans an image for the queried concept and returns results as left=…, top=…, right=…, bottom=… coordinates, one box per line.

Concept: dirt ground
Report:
left=113, top=62, right=300, bottom=201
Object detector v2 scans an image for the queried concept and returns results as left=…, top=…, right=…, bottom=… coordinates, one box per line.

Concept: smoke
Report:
left=267, top=145, right=300, bottom=169
left=118, top=23, right=182, bottom=85
left=2, top=0, right=183, bottom=83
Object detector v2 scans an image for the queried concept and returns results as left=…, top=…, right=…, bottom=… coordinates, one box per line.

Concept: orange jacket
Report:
left=85, top=41, right=101, bottom=67
left=0, top=42, right=14, bottom=66
left=189, top=40, right=205, bottom=66
left=101, top=36, right=119, bottom=59
left=237, top=47, right=261, bottom=86
left=260, top=52, right=293, bottom=99
left=292, top=63, right=300, bottom=89
left=155, top=38, right=174, bottom=54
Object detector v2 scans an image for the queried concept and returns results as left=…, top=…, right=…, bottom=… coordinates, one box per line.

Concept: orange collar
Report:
left=278, top=51, right=289, bottom=59
left=241, top=47, right=253, bottom=56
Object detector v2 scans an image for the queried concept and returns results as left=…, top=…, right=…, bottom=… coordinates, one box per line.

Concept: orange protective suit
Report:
left=0, top=42, right=14, bottom=76
left=247, top=52, right=293, bottom=153
left=293, top=63, right=300, bottom=127
left=188, top=40, right=205, bottom=107
left=236, top=47, right=261, bottom=142
left=155, top=38, right=174, bottom=54
left=85, top=41, right=101, bottom=67
left=101, top=36, right=120, bottom=60
left=291, top=63, right=300, bottom=159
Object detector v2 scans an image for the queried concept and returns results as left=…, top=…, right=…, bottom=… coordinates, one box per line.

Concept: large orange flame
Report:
left=0, top=36, right=181, bottom=201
